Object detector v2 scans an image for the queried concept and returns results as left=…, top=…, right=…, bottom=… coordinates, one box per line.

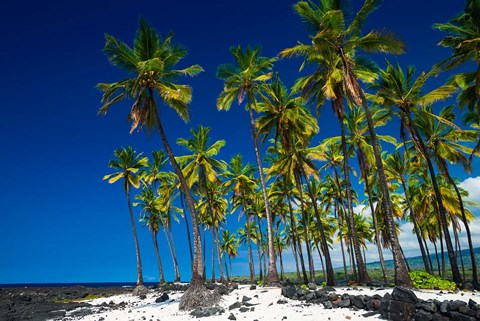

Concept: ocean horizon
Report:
left=3, top=247, right=478, bottom=288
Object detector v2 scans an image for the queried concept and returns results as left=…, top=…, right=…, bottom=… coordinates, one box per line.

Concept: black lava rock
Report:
left=155, top=292, right=169, bottom=303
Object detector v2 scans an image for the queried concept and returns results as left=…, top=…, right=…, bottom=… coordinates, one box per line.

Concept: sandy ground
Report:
left=61, top=285, right=480, bottom=321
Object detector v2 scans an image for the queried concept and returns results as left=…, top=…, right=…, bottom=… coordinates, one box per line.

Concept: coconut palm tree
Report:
left=217, top=45, right=279, bottom=285
left=220, top=230, right=239, bottom=280
left=97, top=19, right=207, bottom=302
left=434, top=0, right=480, bottom=115
left=369, top=60, right=462, bottom=284
left=103, top=146, right=148, bottom=286
left=135, top=186, right=165, bottom=284
left=222, top=154, right=258, bottom=283
left=283, top=0, right=407, bottom=285
left=415, top=105, right=479, bottom=286
left=176, top=125, right=227, bottom=282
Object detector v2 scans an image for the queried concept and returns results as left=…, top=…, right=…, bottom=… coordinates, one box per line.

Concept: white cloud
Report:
left=459, top=176, right=480, bottom=207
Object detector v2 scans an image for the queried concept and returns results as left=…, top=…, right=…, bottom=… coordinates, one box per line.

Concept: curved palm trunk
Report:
left=399, top=175, right=432, bottom=274
left=316, top=246, right=326, bottom=281
left=294, top=171, right=315, bottom=283
left=241, top=192, right=256, bottom=283
left=152, top=231, right=165, bottom=284
left=404, top=111, right=462, bottom=284
left=180, top=194, right=194, bottom=265
left=278, top=248, right=284, bottom=281
left=433, top=239, right=441, bottom=276
left=334, top=201, right=348, bottom=282
left=357, top=92, right=411, bottom=287
left=211, top=230, right=216, bottom=282
left=153, top=104, right=203, bottom=285
left=287, top=197, right=308, bottom=283
left=246, top=213, right=256, bottom=282
left=443, top=169, right=478, bottom=286
left=125, top=182, right=144, bottom=285
left=247, top=104, right=279, bottom=285
left=214, top=226, right=225, bottom=282
left=164, top=228, right=181, bottom=282
left=224, top=254, right=230, bottom=281
left=335, top=100, right=370, bottom=284
left=340, top=51, right=411, bottom=287
left=362, top=168, right=388, bottom=284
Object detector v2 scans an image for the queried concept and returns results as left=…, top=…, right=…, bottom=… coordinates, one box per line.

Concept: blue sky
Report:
left=1, top=0, right=478, bottom=284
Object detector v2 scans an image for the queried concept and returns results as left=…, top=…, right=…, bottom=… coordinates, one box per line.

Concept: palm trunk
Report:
left=404, top=111, right=462, bottom=284
left=358, top=150, right=388, bottom=284
left=453, top=225, right=466, bottom=279
left=298, top=166, right=335, bottom=285
left=180, top=194, right=194, bottom=266
left=340, top=56, right=411, bottom=287
left=294, top=171, right=315, bottom=283
left=423, top=236, right=434, bottom=275
left=153, top=105, right=203, bottom=285
left=224, top=254, right=230, bottom=281
left=229, top=257, right=235, bottom=280
left=334, top=201, right=348, bottom=282
left=125, top=182, right=143, bottom=285
left=247, top=103, right=279, bottom=284
left=359, top=94, right=411, bottom=287
left=163, top=228, right=181, bottom=282
left=152, top=232, right=165, bottom=284
left=214, top=227, right=225, bottom=282
left=288, top=198, right=307, bottom=283
left=211, top=229, right=215, bottom=282
left=316, top=246, right=326, bottom=282
left=241, top=192, right=255, bottom=282
left=444, top=169, right=478, bottom=286
left=279, top=249, right=284, bottom=281
left=433, top=239, right=441, bottom=276
left=399, top=175, right=432, bottom=274
left=336, top=102, right=370, bottom=284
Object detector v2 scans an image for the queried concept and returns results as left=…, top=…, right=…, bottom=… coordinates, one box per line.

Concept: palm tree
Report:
left=135, top=186, right=165, bottom=284
left=176, top=126, right=227, bottom=282
left=434, top=0, right=480, bottom=115
left=385, top=151, right=432, bottom=275
left=217, top=46, right=279, bottom=284
left=142, top=150, right=194, bottom=265
left=97, top=19, right=207, bottom=300
left=415, top=105, right=479, bottom=286
left=103, top=146, right=148, bottom=287
left=222, top=154, right=258, bottom=283
left=220, top=230, right=240, bottom=280
left=369, top=60, right=463, bottom=284
left=282, top=0, right=406, bottom=285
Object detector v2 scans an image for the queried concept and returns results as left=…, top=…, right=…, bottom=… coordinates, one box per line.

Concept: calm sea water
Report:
left=2, top=248, right=479, bottom=288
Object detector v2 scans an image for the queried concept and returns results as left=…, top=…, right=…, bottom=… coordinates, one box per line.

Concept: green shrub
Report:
left=409, top=271, right=456, bottom=291
left=257, top=280, right=264, bottom=286
left=300, top=284, right=309, bottom=291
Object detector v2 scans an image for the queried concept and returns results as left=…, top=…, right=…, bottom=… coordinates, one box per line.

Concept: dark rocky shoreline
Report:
left=280, top=284, right=480, bottom=321
left=0, top=285, right=134, bottom=321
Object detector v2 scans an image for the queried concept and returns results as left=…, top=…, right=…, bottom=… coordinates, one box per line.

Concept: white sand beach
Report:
left=61, top=284, right=480, bottom=321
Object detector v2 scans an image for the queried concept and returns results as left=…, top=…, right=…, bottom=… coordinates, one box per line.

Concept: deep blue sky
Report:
left=1, top=0, right=477, bottom=284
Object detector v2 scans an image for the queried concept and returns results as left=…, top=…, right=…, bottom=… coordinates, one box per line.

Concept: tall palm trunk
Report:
left=211, top=230, right=216, bottom=282
left=247, top=102, right=279, bottom=284
left=433, top=239, right=441, bottom=275
left=214, top=227, right=225, bottom=282
left=404, top=111, right=462, bottom=284
left=278, top=248, right=284, bottom=281
left=153, top=105, right=203, bottom=285
left=180, top=194, right=194, bottom=265
left=334, top=201, right=348, bottom=282
left=224, top=254, right=230, bottom=281
left=361, top=160, right=388, bottom=284
left=152, top=231, right=165, bottom=284
left=442, top=167, right=478, bottom=286
left=399, top=175, right=432, bottom=274
left=125, top=182, right=143, bottom=285
left=335, top=97, right=370, bottom=284
left=287, top=197, right=308, bottom=283
left=339, top=52, right=411, bottom=287
left=243, top=194, right=256, bottom=283
left=352, top=87, right=411, bottom=287
left=164, top=228, right=180, bottom=282
left=294, top=171, right=315, bottom=282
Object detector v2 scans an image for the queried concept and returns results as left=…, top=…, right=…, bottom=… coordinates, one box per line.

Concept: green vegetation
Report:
left=99, top=0, right=480, bottom=302
left=409, top=271, right=457, bottom=291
